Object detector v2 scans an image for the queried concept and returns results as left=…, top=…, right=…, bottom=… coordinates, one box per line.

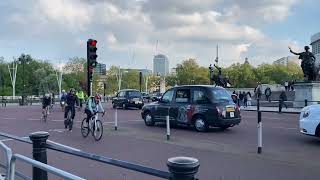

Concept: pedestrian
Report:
left=279, top=90, right=288, bottom=113
left=231, top=91, right=238, bottom=104
left=239, top=91, right=244, bottom=106
left=243, top=91, right=247, bottom=107
left=246, top=92, right=252, bottom=106
left=284, top=81, right=289, bottom=91
left=265, top=87, right=272, bottom=102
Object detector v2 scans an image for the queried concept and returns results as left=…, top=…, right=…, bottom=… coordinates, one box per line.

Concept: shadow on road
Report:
left=154, top=123, right=235, bottom=133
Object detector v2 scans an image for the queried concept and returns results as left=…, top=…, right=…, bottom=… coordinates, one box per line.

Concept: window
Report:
left=175, top=89, right=190, bottom=103
left=118, top=91, right=125, bottom=97
left=162, top=90, right=174, bottom=103
left=128, top=91, right=141, bottom=97
left=211, top=89, right=232, bottom=102
left=193, top=90, right=209, bottom=104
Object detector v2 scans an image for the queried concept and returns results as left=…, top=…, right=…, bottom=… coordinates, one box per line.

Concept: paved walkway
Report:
left=241, top=106, right=302, bottom=113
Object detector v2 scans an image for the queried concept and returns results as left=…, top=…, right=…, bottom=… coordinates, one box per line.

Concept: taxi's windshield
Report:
left=211, top=89, right=233, bottom=102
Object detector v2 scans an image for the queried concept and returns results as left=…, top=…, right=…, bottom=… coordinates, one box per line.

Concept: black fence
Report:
left=0, top=131, right=200, bottom=180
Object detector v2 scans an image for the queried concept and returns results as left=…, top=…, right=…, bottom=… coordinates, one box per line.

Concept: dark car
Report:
left=151, top=92, right=162, bottom=102
left=141, top=85, right=241, bottom=132
left=141, top=92, right=150, bottom=101
left=112, top=89, right=144, bottom=109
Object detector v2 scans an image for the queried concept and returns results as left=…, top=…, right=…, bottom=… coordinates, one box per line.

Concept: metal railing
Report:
left=0, top=131, right=200, bottom=180
left=0, top=141, right=84, bottom=180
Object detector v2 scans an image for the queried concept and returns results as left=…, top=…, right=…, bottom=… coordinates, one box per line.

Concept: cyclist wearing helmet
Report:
left=85, top=93, right=105, bottom=122
left=64, top=88, right=79, bottom=129
left=42, top=93, right=51, bottom=114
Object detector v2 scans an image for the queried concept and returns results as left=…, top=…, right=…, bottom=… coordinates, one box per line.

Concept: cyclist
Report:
left=60, top=90, right=67, bottom=109
left=42, top=93, right=51, bottom=116
left=64, top=88, right=79, bottom=130
left=85, top=93, right=105, bottom=123
left=76, top=90, right=85, bottom=109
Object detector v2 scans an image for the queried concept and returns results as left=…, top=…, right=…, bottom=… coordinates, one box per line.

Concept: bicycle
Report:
left=64, top=106, right=76, bottom=131
left=42, top=106, right=49, bottom=122
left=81, top=112, right=104, bottom=141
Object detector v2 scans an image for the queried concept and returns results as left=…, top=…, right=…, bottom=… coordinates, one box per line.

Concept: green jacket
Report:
left=77, top=91, right=85, bottom=99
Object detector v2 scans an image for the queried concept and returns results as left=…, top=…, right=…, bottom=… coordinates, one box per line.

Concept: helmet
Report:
left=62, top=90, right=65, bottom=93
left=70, top=88, right=76, bottom=93
left=94, top=94, right=101, bottom=101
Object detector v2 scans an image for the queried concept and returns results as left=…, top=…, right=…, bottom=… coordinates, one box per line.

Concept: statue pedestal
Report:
left=293, top=82, right=320, bottom=107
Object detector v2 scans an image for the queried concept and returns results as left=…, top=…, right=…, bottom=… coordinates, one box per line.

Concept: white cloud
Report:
left=0, top=0, right=302, bottom=68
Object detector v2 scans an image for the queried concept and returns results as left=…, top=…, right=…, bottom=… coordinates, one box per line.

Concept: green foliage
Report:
left=0, top=53, right=305, bottom=97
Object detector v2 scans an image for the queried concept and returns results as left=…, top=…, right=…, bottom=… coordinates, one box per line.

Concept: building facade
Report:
left=273, top=56, right=299, bottom=66
left=153, top=54, right=169, bottom=76
left=311, top=32, right=320, bottom=61
left=95, top=63, right=107, bottom=75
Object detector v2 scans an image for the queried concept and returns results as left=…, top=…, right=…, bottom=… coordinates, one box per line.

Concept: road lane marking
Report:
left=103, top=120, right=142, bottom=125
left=27, top=118, right=40, bottom=121
left=270, top=127, right=298, bottom=130
left=2, top=117, right=16, bottom=120
left=244, top=116, right=291, bottom=120
left=47, top=140, right=81, bottom=152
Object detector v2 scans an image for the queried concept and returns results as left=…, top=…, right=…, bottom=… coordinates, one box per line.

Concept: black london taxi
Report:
left=112, top=89, right=144, bottom=109
left=141, top=85, right=241, bottom=132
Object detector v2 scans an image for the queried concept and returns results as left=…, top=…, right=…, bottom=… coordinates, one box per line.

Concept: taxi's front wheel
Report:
left=193, top=116, right=208, bottom=132
left=144, top=111, right=155, bottom=126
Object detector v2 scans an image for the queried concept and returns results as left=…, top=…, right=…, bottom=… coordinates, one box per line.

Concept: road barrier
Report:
left=243, top=107, right=300, bottom=154
left=166, top=115, right=170, bottom=140
left=0, top=131, right=200, bottom=180
left=114, top=108, right=118, bottom=131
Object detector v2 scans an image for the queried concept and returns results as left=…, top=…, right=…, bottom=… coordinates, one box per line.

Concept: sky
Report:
left=0, top=0, right=319, bottom=70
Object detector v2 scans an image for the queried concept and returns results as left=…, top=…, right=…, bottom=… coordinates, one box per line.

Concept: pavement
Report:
left=0, top=103, right=319, bottom=180
left=241, top=106, right=302, bottom=113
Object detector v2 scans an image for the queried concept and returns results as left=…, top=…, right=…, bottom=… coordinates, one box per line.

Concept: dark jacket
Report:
left=279, top=91, right=287, bottom=101
left=66, top=93, right=79, bottom=107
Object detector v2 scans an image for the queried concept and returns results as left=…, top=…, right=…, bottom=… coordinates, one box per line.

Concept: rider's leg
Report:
left=85, top=109, right=91, bottom=123
left=71, top=106, right=76, bottom=120
left=64, top=106, right=69, bottom=119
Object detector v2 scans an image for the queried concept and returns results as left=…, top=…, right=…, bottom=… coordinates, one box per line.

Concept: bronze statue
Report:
left=209, top=64, right=230, bottom=88
left=289, top=46, right=317, bottom=81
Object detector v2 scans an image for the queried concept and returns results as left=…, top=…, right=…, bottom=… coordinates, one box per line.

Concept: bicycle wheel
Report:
left=67, top=110, right=72, bottom=130
left=92, top=119, right=103, bottom=141
left=44, top=110, right=47, bottom=122
left=81, top=118, right=90, bottom=137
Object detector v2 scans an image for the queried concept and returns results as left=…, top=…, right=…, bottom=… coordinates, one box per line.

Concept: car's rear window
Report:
left=211, top=89, right=232, bottom=102
left=128, top=91, right=142, bottom=97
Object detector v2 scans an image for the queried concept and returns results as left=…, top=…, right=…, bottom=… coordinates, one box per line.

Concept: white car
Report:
left=299, top=104, right=320, bottom=137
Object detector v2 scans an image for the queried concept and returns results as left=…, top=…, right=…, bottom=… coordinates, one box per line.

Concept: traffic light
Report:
left=88, top=66, right=94, bottom=82
left=87, top=39, right=98, bottom=67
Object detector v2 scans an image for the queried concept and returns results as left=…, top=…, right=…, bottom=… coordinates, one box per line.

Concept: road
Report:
left=0, top=103, right=319, bottom=180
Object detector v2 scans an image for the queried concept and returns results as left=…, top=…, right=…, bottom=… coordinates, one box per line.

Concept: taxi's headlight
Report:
left=302, top=110, right=310, bottom=118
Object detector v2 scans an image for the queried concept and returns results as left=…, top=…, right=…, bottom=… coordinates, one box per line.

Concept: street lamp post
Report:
left=18, top=54, right=31, bottom=106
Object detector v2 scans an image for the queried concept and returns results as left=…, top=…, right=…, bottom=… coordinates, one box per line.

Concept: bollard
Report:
left=304, top=99, right=308, bottom=107
left=257, top=98, right=260, bottom=111
left=167, top=157, right=200, bottom=180
left=114, top=108, right=118, bottom=131
left=166, top=115, right=170, bottom=140
left=257, top=111, right=262, bottom=154
left=29, top=131, right=50, bottom=180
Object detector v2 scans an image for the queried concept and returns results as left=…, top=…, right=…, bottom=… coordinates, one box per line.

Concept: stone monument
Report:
left=289, top=46, right=320, bottom=107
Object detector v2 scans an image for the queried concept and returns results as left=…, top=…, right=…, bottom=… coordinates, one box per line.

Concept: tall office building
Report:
left=311, top=32, right=320, bottom=61
left=95, top=63, right=106, bottom=75
left=153, top=54, right=169, bottom=76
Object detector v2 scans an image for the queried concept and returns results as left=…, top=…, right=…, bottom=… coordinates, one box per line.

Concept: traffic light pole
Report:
left=87, top=39, right=98, bottom=97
